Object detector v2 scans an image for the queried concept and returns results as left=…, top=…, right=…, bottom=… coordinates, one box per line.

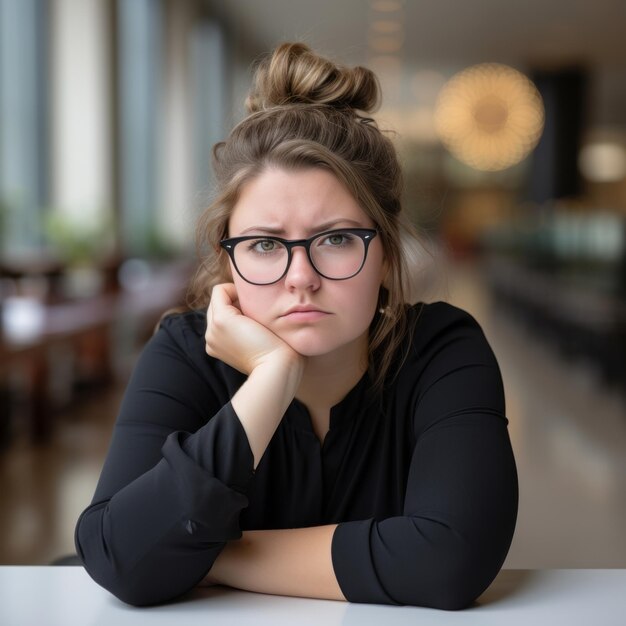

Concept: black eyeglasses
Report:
left=220, top=228, right=378, bottom=285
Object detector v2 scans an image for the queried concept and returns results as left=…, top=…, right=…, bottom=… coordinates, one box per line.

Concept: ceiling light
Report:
left=434, top=63, right=545, bottom=171
left=578, top=143, right=626, bottom=182
left=369, top=55, right=401, bottom=72
left=369, top=33, right=404, bottom=53
left=370, top=20, right=403, bottom=34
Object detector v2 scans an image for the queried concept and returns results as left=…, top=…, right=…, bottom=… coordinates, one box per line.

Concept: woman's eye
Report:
left=322, top=233, right=352, bottom=246
left=249, top=239, right=277, bottom=253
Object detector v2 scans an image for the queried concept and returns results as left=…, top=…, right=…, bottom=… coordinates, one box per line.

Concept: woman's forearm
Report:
left=231, top=354, right=303, bottom=470
left=204, top=524, right=346, bottom=601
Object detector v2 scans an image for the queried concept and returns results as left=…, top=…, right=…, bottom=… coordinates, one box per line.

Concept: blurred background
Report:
left=1, top=0, right=625, bottom=567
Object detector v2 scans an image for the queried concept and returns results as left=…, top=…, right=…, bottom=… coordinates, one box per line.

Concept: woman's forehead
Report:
left=229, top=167, right=374, bottom=234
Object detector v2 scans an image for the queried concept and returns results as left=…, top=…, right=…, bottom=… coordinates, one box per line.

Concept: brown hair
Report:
left=160, top=42, right=432, bottom=392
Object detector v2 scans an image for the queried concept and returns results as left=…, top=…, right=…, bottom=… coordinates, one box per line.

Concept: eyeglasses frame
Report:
left=219, top=228, right=378, bottom=285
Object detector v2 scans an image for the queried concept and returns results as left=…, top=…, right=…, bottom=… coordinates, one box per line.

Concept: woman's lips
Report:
left=280, top=310, right=329, bottom=322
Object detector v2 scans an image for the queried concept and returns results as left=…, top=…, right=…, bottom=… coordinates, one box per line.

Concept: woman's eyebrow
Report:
left=310, top=219, right=366, bottom=232
left=238, top=219, right=364, bottom=236
left=238, top=225, right=288, bottom=235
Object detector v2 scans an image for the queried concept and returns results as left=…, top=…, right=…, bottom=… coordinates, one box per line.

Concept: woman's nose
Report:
left=283, top=247, right=321, bottom=290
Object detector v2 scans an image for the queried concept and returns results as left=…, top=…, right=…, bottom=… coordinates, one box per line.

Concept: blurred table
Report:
left=0, top=568, right=624, bottom=625
left=0, top=259, right=193, bottom=444
left=484, top=254, right=626, bottom=393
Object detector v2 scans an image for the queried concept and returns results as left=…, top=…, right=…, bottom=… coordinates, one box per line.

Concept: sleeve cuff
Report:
left=331, top=519, right=399, bottom=605
left=158, top=401, right=255, bottom=541
left=178, top=401, right=255, bottom=492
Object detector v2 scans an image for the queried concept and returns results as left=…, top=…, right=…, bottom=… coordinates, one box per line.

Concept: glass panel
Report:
left=117, top=0, right=163, bottom=255
left=0, top=0, right=49, bottom=256
left=190, top=19, right=228, bottom=196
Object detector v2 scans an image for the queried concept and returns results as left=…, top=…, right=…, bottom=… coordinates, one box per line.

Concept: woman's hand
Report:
left=206, top=283, right=305, bottom=469
left=205, top=283, right=303, bottom=376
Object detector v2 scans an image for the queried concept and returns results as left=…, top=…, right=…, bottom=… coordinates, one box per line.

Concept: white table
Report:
left=0, top=567, right=624, bottom=625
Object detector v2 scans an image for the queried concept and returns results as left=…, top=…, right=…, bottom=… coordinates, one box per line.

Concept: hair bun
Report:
left=246, top=42, right=380, bottom=115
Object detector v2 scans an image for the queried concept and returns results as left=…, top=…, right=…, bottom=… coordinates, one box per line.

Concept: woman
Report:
left=75, top=42, right=518, bottom=610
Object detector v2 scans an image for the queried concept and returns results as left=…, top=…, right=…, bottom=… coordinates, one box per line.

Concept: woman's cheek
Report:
left=235, top=283, right=274, bottom=326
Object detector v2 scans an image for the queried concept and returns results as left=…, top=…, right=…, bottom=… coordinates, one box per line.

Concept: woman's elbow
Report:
left=76, top=536, right=216, bottom=607
left=107, top=582, right=183, bottom=608
left=79, top=557, right=190, bottom=608
left=402, top=550, right=503, bottom=610
left=76, top=535, right=174, bottom=606
left=424, top=576, right=481, bottom=611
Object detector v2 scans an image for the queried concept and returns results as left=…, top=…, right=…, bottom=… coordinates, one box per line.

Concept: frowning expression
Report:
left=226, top=167, right=386, bottom=359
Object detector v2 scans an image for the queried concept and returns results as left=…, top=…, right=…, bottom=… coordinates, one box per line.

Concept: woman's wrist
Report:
left=231, top=351, right=304, bottom=470
left=260, top=347, right=305, bottom=384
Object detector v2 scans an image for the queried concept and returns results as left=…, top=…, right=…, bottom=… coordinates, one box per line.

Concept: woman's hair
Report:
left=161, top=42, right=435, bottom=392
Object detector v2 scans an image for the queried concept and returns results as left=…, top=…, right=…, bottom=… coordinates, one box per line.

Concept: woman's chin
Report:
left=282, top=341, right=330, bottom=358
left=275, top=331, right=333, bottom=358
left=274, top=324, right=368, bottom=360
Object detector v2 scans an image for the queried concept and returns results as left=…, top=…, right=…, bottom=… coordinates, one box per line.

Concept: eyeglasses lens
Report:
left=233, top=231, right=366, bottom=284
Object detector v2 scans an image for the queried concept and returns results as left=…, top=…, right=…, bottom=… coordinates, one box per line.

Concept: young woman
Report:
left=75, top=42, right=518, bottom=610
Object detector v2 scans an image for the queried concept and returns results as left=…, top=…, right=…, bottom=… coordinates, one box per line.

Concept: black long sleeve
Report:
left=331, top=332, right=517, bottom=609
left=75, top=301, right=518, bottom=609
left=75, top=314, right=255, bottom=606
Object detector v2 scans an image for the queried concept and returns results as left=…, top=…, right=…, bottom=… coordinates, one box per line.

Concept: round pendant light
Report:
left=434, top=63, right=545, bottom=171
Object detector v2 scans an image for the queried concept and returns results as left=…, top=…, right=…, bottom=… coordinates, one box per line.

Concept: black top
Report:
left=75, top=301, right=518, bottom=609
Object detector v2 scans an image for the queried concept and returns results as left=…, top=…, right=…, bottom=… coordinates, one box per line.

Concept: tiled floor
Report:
left=1, top=253, right=625, bottom=566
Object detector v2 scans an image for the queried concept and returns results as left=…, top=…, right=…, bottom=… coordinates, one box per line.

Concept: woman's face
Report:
left=226, top=166, right=386, bottom=359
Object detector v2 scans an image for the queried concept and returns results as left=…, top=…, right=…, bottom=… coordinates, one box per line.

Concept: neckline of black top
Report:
left=289, top=369, right=373, bottom=434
